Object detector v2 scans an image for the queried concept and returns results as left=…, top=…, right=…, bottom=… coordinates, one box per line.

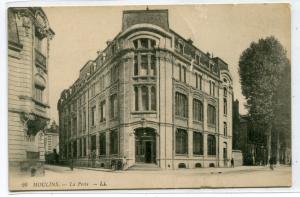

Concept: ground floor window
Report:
left=193, top=132, right=203, bottom=155
left=91, top=135, right=96, bottom=152
left=99, top=133, right=106, bottom=156
left=79, top=139, right=82, bottom=157
left=110, top=130, right=118, bottom=155
left=207, top=134, right=216, bottom=156
left=83, top=137, right=87, bottom=156
left=176, top=129, right=188, bottom=154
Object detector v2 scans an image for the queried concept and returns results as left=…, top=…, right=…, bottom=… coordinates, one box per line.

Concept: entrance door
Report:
left=135, top=128, right=156, bottom=163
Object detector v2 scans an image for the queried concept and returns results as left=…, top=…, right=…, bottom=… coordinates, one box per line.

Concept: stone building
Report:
left=57, top=9, right=233, bottom=169
left=45, top=121, right=59, bottom=154
left=8, top=7, right=54, bottom=173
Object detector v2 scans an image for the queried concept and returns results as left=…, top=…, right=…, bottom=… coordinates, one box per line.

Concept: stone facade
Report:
left=58, top=9, right=233, bottom=169
left=8, top=7, right=54, bottom=174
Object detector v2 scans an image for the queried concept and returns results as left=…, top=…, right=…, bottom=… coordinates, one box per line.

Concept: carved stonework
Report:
left=20, top=112, right=48, bottom=136
left=22, top=16, right=31, bottom=36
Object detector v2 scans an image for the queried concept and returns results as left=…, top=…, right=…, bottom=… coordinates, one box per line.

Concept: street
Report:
left=9, top=165, right=291, bottom=191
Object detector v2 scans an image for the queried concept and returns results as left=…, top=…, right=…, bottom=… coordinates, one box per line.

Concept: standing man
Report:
left=231, top=158, right=234, bottom=168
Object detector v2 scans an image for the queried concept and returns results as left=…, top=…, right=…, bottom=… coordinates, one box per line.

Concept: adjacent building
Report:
left=45, top=121, right=59, bottom=154
left=8, top=7, right=54, bottom=173
left=58, top=9, right=233, bottom=169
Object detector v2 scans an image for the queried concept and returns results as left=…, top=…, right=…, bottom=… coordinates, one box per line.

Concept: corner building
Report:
left=8, top=7, right=54, bottom=173
left=58, top=9, right=233, bottom=169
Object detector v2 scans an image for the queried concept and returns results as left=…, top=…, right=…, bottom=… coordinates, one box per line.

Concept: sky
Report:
left=43, top=4, right=291, bottom=123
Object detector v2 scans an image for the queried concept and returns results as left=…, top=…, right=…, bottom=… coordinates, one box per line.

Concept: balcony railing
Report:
left=35, top=49, right=47, bottom=71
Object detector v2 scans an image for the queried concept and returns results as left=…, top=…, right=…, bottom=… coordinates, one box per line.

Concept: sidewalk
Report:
left=44, top=164, right=288, bottom=174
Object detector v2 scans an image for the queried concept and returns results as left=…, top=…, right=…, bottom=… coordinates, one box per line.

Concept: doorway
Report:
left=135, top=128, right=156, bottom=163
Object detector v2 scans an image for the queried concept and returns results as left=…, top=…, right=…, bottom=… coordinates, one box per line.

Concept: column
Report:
left=138, top=86, right=142, bottom=111
left=96, top=133, right=99, bottom=156
left=148, top=86, right=151, bottom=110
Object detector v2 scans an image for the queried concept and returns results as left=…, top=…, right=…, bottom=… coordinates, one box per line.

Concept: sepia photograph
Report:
left=7, top=3, right=291, bottom=191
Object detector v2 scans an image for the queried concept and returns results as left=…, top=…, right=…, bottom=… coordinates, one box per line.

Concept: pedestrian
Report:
left=91, top=150, right=96, bottom=168
left=122, top=156, right=127, bottom=170
left=269, top=157, right=274, bottom=170
left=231, top=158, right=234, bottom=168
left=69, top=156, right=74, bottom=171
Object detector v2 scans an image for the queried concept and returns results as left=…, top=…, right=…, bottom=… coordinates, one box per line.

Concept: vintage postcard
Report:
left=7, top=4, right=291, bottom=191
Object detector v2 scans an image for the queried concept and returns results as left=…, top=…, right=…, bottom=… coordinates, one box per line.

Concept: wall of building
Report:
left=8, top=8, right=54, bottom=173
left=57, top=9, right=233, bottom=170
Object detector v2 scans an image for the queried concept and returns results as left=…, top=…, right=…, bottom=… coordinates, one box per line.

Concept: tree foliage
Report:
left=239, top=36, right=289, bottom=128
left=239, top=36, right=290, bottom=162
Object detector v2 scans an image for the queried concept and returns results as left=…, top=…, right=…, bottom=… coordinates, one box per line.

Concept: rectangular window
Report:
left=99, top=100, right=106, bottom=122
left=193, top=132, right=203, bottom=155
left=34, top=85, right=43, bottom=102
left=175, top=92, right=188, bottom=118
left=83, top=109, right=86, bottom=131
left=91, top=84, right=96, bottom=97
left=73, top=117, right=77, bottom=135
left=134, top=55, right=138, bottom=76
left=91, top=135, right=96, bottom=152
left=193, top=99, right=203, bottom=122
left=134, top=87, right=139, bottom=111
left=176, top=129, right=188, bottom=154
left=150, top=54, right=156, bottom=76
left=207, top=134, right=216, bottom=156
left=79, top=138, right=82, bottom=157
left=212, top=82, right=215, bottom=96
left=99, top=133, right=106, bottom=156
left=91, top=106, right=96, bottom=126
left=196, top=74, right=202, bottom=90
left=178, top=64, right=182, bottom=81
left=182, top=66, right=186, bottom=83
left=78, top=110, right=82, bottom=132
left=110, top=94, right=118, bottom=119
left=207, top=104, right=216, bottom=125
left=83, top=137, right=87, bottom=156
left=110, top=130, right=118, bottom=155
left=141, top=54, right=148, bottom=75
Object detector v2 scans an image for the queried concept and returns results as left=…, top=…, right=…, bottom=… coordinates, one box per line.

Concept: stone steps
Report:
left=128, top=163, right=161, bottom=171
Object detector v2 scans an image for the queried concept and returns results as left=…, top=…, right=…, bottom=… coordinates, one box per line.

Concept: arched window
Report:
left=141, top=86, right=149, bottom=111
left=176, top=129, right=188, bottom=154
left=151, top=86, right=156, bottom=111
left=207, top=134, right=216, bottom=156
left=224, top=122, right=227, bottom=136
left=224, top=87, right=227, bottom=97
left=224, top=98, right=227, bottom=115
